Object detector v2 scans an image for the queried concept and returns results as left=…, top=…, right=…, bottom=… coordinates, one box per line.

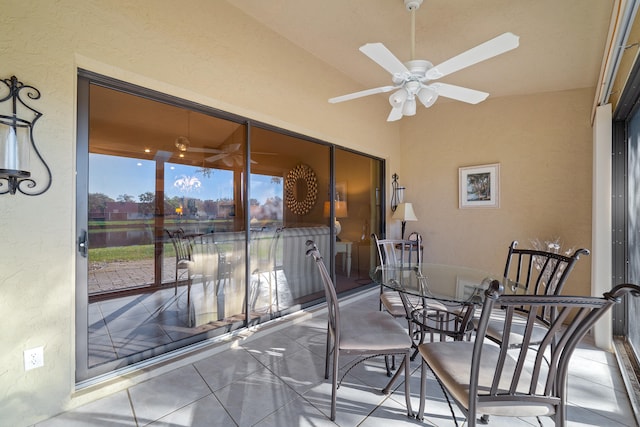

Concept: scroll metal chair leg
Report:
left=329, top=337, right=339, bottom=421
left=324, top=326, right=331, bottom=379
left=419, top=358, right=459, bottom=426
left=403, top=352, right=413, bottom=418
left=385, top=355, right=393, bottom=377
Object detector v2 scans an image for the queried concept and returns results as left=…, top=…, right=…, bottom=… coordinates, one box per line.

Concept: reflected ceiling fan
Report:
left=329, top=0, right=519, bottom=121
left=176, top=138, right=276, bottom=167
left=174, top=112, right=277, bottom=166
left=187, top=143, right=253, bottom=167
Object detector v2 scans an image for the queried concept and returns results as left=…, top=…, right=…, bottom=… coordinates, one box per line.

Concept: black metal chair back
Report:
left=418, top=281, right=640, bottom=426
left=503, top=240, right=590, bottom=322
left=504, top=240, right=589, bottom=296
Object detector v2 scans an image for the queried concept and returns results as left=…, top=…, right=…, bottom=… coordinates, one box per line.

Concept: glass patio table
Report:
left=370, top=263, right=522, bottom=393
left=370, top=263, right=522, bottom=306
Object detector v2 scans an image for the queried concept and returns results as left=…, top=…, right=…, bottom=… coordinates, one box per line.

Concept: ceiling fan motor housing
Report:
left=405, top=59, right=432, bottom=76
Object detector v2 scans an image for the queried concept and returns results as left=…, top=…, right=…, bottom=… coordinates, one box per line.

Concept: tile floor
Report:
left=38, top=290, right=638, bottom=427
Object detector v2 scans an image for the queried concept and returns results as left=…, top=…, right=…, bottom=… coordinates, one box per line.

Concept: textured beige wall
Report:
left=0, top=0, right=596, bottom=425
left=0, top=1, right=400, bottom=425
left=400, top=88, right=594, bottom=295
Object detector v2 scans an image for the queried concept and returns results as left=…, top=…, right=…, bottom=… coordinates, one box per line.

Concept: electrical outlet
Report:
left=24, top=347, right=44, bottom=371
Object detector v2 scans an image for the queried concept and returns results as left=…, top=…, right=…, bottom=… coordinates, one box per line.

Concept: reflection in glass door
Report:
left=76, top=73, right=384, bottom=382
left=78, top=78, right=250, bottom=380
left=88, top=153, right=160, bottom=293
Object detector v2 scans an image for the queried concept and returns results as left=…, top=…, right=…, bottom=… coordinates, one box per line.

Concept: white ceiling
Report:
left=225, top=0, right=614, bottom=106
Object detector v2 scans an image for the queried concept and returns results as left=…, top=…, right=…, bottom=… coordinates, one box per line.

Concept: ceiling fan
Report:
left=328, top=0, right=519, bottom=121
left=172, top=112, right=277, bottom=167
left=176, top=137, right=280, bottom=167
left=175, top=140, right=254, bottom=167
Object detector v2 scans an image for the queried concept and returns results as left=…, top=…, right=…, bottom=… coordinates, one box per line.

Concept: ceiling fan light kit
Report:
left=329, top=0, right=519, bottom=121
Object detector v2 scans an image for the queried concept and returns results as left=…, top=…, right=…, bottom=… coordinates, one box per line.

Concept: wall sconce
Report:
left=390, top=173, right=405, bottom=212
left=0, top=75, right=51, bottom=195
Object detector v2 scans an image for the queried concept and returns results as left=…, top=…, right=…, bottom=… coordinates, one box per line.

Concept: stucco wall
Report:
left=0, top=0, right=596, bottom=425
left=401, top=88, right=594, bottom=295
left=0, top=1, right=400, bottom=425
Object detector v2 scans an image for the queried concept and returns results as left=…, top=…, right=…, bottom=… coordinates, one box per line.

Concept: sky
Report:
left=89, top=153, right=282, bottom=203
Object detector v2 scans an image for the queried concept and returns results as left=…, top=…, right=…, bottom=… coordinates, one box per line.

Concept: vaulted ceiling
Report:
left=225, top=0, right=614, bottom=108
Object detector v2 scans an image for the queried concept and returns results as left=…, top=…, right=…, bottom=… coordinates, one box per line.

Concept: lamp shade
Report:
left=392, top=202, right=418, bottom=222
left=323, top=200, right=348, bottom=218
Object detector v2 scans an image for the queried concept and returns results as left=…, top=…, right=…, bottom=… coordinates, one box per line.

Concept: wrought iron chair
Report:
left=165, top=228, right=196, bottom=324
left=248, top=227, right=283, bottom=317
left=372, top=233, right=421, bottom=314
left=165, top=228, right=193, bottom=296
left=482, top=240, right=590, bottom=347
left=372, top=233, right=449, bottom=369
left=417, top=280, right=640, bottom=427
left=306, top=240, right=413, bottom=421
left=407, top=231, right=423, bottom=260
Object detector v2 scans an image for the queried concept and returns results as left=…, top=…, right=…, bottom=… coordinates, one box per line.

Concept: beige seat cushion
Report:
left=339, top=310, right=412, bottom=352
left=419, top=341, right=555, bottom=417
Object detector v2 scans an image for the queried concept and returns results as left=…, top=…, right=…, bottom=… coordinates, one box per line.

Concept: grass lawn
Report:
left=89, top=244, right=172, bottom=263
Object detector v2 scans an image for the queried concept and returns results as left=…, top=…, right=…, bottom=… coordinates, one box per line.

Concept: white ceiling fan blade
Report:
left=387, top=106, right=404, bottom=122
left=431, top=83, right=489, bottom=104
left=223, top=143, right=242, bottom=153
left=204, top=153, right=227, bottom=163
left=426, top=32, right=519, bottom=80
left=329, top=85, right=396, bottom=103
left=359, top=43, right=410, bottom=76
left=187, top=147, right=224, bottom=154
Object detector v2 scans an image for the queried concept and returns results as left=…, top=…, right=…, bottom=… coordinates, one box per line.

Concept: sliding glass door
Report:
left=76, top=72, right=384, bottom=382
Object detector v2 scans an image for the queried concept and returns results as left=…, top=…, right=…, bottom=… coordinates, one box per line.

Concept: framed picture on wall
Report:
left=459, top=163, right=500, bottom=209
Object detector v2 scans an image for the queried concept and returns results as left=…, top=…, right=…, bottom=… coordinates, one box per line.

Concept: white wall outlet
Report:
left=24, top=347, right=44, bottom=371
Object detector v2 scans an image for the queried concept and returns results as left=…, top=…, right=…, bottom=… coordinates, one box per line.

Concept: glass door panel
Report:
left=250, top=126, right=331, bottom=308
left=626, top=110, right=640, bottom=364
left=79, top=79, right=248, bottom=378
left=77, top=73, right=385, bottom=382
left=335, top=148, right=383, bottom=291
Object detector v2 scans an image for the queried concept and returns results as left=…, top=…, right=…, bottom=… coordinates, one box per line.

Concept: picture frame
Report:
left=459, top=163, right=500, bottom=209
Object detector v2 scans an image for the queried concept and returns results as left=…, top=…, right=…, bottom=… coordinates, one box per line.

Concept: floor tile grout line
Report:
left=126, top=388, right=140, bottom=427
left=189, top=360, right=245, bottom=427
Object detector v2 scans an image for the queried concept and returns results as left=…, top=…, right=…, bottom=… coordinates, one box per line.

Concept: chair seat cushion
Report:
left=380, top=292, right=448, bottom=318
left=418, top=341, right=555, bottom=417
left=340, top=310, right=412, bottom=352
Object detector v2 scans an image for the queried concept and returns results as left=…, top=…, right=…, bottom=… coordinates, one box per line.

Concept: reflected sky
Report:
left=89, top=153, right=281, bottom=203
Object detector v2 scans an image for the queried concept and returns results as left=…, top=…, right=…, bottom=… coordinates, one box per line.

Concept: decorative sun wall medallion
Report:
left=285, top=163, right=318, bottom=215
